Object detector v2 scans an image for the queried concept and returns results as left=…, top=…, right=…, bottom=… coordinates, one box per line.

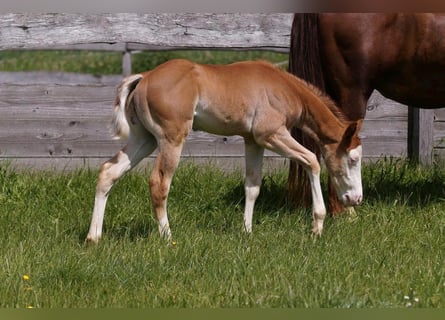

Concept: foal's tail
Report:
left=288, top=13, right=326, bottom=207
left=111, top=74, right=143, bottom=140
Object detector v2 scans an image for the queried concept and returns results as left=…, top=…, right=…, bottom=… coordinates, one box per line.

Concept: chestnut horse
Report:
left=288, top=13, right=445, bottom=214
left=86, top=59, right=362, bottom=243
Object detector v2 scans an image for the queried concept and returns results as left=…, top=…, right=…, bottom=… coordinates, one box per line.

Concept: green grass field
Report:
left=0, top=159, right=445, bottom=308
left=0, top=50, right=444, bottom=308
left=0, top=49, right=288, bottom=74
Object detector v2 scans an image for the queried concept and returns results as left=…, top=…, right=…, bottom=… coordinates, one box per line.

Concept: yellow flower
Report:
left=22, top=274, right=30, bottom=281
left=172, top=241, right=177, bottom=246
left=26, top=305, right=34, bottom=309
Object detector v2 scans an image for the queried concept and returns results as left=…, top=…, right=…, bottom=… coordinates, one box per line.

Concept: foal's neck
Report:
left=300, top=93, right=348, bottom=146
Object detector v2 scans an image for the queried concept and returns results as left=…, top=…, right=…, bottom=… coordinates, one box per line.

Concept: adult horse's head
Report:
left=322, top=120, right=363, bottom=207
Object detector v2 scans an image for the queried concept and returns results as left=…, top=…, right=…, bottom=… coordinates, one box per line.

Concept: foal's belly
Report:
left=191, top=106, right=251, bottom=137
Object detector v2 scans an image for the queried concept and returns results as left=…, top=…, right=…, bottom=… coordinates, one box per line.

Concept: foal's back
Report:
left=136, top=59, right=315, bottom=137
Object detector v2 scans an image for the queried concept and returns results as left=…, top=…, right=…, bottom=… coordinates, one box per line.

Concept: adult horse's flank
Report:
left=86, top=59, right=362, bottom=243
left=288, top=13, right=445, bottom=214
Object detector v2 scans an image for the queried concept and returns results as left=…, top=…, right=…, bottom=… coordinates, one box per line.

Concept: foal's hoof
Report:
left=84, top=236, right=100, bottom=245
left=311, top=226, right=323, bottom=237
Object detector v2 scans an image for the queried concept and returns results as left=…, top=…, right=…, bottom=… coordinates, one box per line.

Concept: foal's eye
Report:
left=348, top=155, right=359, bottom=165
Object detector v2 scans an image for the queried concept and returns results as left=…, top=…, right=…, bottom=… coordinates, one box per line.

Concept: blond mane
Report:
left=260, top=60, right=349, bottom=123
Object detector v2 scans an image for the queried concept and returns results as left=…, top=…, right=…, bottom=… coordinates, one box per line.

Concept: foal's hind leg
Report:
left=149, top=140, right=184, bottom=240
left=243, top=140, right=264, bottom=233
left=86, top=134, right=157, bottom=243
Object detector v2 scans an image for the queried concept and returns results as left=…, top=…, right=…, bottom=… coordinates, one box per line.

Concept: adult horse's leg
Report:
left=243, top=140, right=264, bottom=233
left=86, top=133, right=157, bottom=243
left=149, top=140, right=184, bottom=240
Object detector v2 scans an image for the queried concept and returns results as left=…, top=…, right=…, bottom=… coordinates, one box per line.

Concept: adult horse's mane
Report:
left=286, top=14, right=331, bottom=206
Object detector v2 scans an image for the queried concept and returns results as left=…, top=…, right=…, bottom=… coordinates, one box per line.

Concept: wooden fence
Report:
left=0, top=13, right=442, bottom=170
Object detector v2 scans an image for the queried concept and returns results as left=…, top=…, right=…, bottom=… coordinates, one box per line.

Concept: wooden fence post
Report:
left=408, top=107, right=435, bottom=165
left=122, top=44, right=132, bottom=76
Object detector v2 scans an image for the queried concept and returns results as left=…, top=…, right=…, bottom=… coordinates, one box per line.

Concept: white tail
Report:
left=111, top=74, right=143, bottom=140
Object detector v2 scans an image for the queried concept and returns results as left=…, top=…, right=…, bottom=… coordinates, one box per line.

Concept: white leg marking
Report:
left=158, top=215, right=172, bottom=240
left=255, top=127, right=327, bottom=235
left=307, top=170, right=326, bottom=236
left=243, top=142, right=264, bottom=233
left=86, top=135, right=156, bottom=243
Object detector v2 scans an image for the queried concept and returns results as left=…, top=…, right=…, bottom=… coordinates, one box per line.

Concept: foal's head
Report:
left=322, top=121, right=363, bottom=207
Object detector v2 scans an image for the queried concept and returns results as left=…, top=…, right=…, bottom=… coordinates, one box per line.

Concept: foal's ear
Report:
left=341, top=120, right=362, bottom=150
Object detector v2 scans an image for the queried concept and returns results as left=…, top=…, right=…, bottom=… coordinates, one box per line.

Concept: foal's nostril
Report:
left=344, top=194, right=362, bottom=206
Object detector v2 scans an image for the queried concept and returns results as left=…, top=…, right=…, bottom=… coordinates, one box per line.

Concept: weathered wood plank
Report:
left=0, top=13, right=293, bottom=50
left=433, top=121, right=445, bottom=148
left=0, top=71, right=121, bottom=85
left=408, top=108, right=435, bottom=164
left=434, top=109, right=445, bottom=121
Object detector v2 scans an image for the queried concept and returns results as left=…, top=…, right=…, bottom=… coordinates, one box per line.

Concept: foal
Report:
left=86, top=59, right=362, bottom=243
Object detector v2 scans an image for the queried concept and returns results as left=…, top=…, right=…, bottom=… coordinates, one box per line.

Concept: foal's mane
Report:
left=302, top=79, right=349, bottom=123
left=261, top=60, right=349, bottom=123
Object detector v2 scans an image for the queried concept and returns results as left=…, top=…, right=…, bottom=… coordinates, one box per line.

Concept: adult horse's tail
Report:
left=288, top=13, right=326, bottom=208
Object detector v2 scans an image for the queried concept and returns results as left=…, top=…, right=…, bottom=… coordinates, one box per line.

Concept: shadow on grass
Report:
left=222, top=172, right=313, bottom=229
left=223, top=157, right=445, bottom=222
left=362, top=158, right=445, bottom=206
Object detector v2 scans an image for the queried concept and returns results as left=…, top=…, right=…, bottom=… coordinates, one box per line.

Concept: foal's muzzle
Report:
left=342, top=193, right=362, bottom=206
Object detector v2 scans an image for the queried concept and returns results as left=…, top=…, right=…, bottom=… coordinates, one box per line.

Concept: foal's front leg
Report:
left=304, top=165, right=326, bottom=236
left=256, top=127, right=327, bottom=235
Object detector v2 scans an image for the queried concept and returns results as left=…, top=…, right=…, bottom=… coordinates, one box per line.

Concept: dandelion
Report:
left=22, top=274, right=30, bottom=281
left=26, top=306, right=34, bottom=309
left=172, top=241, right=177, bottom=246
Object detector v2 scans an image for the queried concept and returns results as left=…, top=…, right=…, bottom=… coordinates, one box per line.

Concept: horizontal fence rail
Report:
left=0, top=13, right=441, bottom=170
left=0, top=13, right=293, bottom=50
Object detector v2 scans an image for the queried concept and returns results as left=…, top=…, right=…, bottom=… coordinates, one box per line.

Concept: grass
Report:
left=0, top=50, right=288, bottom=74
left=1, top=159, right=445, bottom=308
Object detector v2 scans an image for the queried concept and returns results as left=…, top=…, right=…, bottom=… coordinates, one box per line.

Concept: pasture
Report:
left=1, top=159, right=445, bottom=308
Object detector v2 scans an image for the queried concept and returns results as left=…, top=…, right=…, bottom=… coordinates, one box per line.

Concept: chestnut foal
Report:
left=86, top=59, right=362, bottom=243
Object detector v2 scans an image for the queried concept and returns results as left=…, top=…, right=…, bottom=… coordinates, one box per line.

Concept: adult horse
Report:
left=86, top=59, right=362, bottom=243
left=288, top=13, right=445, bottom=214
